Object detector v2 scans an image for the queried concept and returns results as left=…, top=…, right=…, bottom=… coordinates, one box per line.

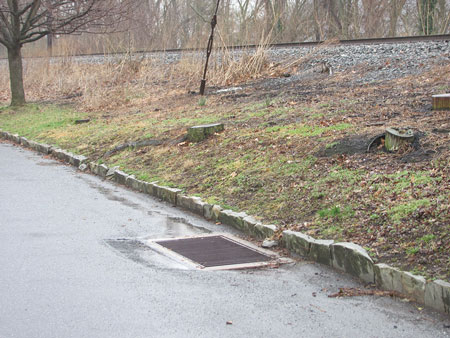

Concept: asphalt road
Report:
left=0, top=142, right=448, bottom=338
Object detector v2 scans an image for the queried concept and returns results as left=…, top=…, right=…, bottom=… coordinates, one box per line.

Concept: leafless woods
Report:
left=115, top=0, right=449, bottom=51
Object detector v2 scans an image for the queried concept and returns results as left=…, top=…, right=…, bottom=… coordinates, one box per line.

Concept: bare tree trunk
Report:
left=313, top=0, right=323, bottom=40
left=47, top=34, right=53, bottom=55
left=7, top=59, right=24, bottom=106
left=327, top=0, right=343, bottom=37
left=7, top=45, right=26, bottom=106
left=417, top=0, right=438, bottom=35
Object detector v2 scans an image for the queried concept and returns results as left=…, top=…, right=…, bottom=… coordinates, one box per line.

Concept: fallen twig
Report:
left=103, top=139, right=163, bottom=158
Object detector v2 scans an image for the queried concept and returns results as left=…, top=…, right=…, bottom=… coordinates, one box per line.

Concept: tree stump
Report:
left=432, top=94, right=450, bottom=110
left=187, top=123, right=224, bottom=142
left=384, top=128, right=415, bottom=151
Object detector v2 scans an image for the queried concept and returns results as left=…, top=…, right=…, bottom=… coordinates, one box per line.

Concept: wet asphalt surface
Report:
left=0, top=142, right=449, bottom=338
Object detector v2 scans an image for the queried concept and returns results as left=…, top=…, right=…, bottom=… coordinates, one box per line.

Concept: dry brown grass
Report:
left=0, top=37, right=333, bottom=110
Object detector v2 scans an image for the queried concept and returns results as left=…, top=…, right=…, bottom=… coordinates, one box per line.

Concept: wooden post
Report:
left=432, top=94, right=450, bottom=110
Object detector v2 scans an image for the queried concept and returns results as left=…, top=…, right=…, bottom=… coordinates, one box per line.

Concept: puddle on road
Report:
left=82, top=179, right=146, bottom=211
left=105, top=238, right=190, bottom=270
left=80, top=174, right=212, bottom=238
left=105, top=218, right=211, bottom=271
left=104, top=216, right=211, bottom=271
left=36, top=161, right=60, bottom=166
left=162, top=217, right=210, bottom=238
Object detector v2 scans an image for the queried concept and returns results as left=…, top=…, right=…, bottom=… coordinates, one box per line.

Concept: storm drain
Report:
left=148, top=235, right=277, bottom=270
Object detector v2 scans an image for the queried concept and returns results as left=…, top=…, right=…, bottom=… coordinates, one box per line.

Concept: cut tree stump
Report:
left=187, top=123, right=224, bottom=142
left=384, top=128, right=415, bottom=151
left=432, top=94, right=450, bottom=110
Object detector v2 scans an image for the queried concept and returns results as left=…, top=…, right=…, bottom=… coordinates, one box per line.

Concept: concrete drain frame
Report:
left=145, top=234, right=292, bottom=271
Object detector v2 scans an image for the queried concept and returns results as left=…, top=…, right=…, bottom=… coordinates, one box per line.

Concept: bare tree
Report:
left=0, top=0, right=130, bottom=106
left=417, top=0, right=438, bottom=34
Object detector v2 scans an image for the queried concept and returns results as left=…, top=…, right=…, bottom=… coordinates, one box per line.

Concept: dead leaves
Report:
left=328, top=287, right=405, bottom=299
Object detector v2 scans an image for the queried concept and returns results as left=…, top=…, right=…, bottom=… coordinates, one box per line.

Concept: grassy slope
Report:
left=0, top=63, right=449, bottom=281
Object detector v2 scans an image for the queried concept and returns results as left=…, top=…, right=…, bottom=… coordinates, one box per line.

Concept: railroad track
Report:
left=1, top=33, right=448, bottom=60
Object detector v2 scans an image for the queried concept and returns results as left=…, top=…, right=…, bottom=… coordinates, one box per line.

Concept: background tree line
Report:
left=1, top=0, right=449, bottom=57
left=14, top=0, right=447, bottom=56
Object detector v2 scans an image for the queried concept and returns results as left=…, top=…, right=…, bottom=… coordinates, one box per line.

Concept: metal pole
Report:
left=199, top=0, right=221, bottom=96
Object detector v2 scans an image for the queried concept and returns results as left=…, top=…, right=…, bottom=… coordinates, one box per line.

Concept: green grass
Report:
left=317, top=205, right=354, bottom=220
left=0, top=104, right=85, bottom=140
left=419, top=234, right=436, bottom=243
left=388, top=199, right=431, bottom=223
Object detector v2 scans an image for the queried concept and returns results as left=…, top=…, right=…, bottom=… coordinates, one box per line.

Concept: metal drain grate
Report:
left=152, top=235, right=272, bottom=269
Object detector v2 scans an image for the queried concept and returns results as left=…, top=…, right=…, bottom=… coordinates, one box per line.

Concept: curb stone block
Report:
left=114, top=170, right=129, bottom=186
left=203, top=203, right=215, bottom=220
left=51, top=148, right=66, bottom=161
left=153, top=184, right=181, bottom=205
left=89, top=162, right=99, bottom=175
left=282, top=230, right=312, bottom=257
left=144, top=182, right=157, bottom=196
left=65, top=152, right=76, bottom=164
left=37, top=143, right=52, bottom=155
left=374, top=263, right=403, bottom=293
left=70, top=155, right=87, bottom=167
left=134, top=179, right=146, bottom=193
left=212, top=205, right=223, bottom=221
left=19, top=137, right=29, bottom=147
left=253, top=223, right=276, bottom=239
left=242, top=216, right=260, bottom=235
left=401, top=271, right=426, bottom=304
left=11, top=134, right=20, bottom=143
left=60, top=150, right=72, bottom=163
left=106, top=166, right=118, bottom=178
left=98, top=164, right=109, bottom=177
left=191, top=197, right=207, bottom=216
left=331, top=242, right=375, bottom=283
left=208, top=205, right=223, bottom=222
left=27, top=140, right=39, bottom=151
left=425, top=279, right=450, bottom=314
left=218, top=209, right=248, bottom=231
left=177, top=195, right=205, bottom=216
left=309, top=239, right=334, bottom=266
left=125, top=175, right=137, bottom=189
left=438, top=280, right=450, bottom=314
left=142, top=182, right=151, bottom=195
left=126, top=176, right=145, bottom=192
left=151, top=183, right=163, bottom=198
left=161, top=187, right=182, bottom=205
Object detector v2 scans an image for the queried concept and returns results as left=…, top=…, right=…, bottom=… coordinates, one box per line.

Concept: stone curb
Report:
left=331, top=242, right=375, bottom=284
left=1, top=129, right=449, bottom=315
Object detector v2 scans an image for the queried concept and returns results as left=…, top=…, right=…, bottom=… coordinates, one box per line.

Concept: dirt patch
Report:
left=316, top=134, right=371, bottom=157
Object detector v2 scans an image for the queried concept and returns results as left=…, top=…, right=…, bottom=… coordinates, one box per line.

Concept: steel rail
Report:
left=1, top=34, right=449, bottom=60
left=67, top=34, right=450, bottom=57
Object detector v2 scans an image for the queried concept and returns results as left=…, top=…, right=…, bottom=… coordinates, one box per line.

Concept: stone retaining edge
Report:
left=1, top=128, right=448, bottom=315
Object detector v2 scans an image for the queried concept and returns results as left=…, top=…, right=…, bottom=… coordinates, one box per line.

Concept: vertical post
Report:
left=199, top=0, right=221, bottom=96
